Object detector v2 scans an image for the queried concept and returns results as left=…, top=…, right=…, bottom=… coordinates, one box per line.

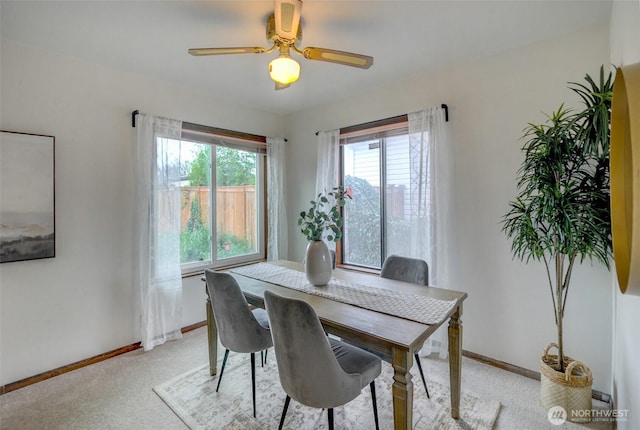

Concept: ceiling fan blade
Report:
left=274, top=0, right=302, bottom=40
left=275, top=81, right=291, bottom=91
left=302, top=47, right=373, bottom=69
left=188, top=47, right=266, bottom=56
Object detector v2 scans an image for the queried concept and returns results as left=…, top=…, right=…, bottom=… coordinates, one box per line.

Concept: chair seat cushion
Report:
left=329, top=338, right=381, bottom=388
left=252, top=308, right=270, bottom=329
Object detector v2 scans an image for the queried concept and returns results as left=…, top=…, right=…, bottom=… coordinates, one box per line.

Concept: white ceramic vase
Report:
left=304, top=240, right=332, bottom=286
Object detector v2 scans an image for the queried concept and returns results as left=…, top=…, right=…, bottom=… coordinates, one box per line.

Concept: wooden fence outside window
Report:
left=181, top=185, right=256, bottom=247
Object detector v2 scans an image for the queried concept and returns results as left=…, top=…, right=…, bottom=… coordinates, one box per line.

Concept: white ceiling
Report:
left=1, top=0, right=612, bottom=115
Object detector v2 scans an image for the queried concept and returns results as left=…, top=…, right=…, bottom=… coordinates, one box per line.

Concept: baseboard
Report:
left=181, top=320, right=208, bottom=333
left=0, top=320, right=207, bottom=395
left=1, top=324, right=611, bottom=403
left=463, top=349, right=611, bottom=403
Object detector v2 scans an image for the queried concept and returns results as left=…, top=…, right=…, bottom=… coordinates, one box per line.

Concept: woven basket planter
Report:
left=540, top=343, right=593, bottom=423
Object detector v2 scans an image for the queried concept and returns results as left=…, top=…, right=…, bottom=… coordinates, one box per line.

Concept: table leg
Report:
left=391, top=348, right=413, bottom=430
left=448, top=304, right=463, bottom=419
left=206, top=292, right=218, bottom=377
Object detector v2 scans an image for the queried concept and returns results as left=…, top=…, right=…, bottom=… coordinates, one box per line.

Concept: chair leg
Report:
left=278, top=395, right=291, bottom=430
left=414, top=352, right=430, bottom=398
left=215, top=349, right=230, bottom=392
left=261, top=350, right=264, bottom=367
left=328, top=408, right=334, bottom=430
left=251, top=352, right=257, bottom=418
left=370, top=381, right=379, bottom=430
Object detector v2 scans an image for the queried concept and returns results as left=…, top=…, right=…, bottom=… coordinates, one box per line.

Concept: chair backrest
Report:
left=380, top=254, right=429, bottom=285
left=204, top=270, right=272, bottom=353
left=264, top=291, right=362, bottom=409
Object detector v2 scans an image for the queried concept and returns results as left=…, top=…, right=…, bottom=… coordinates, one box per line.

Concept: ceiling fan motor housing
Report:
left=267, top=14, right=301, bottom=46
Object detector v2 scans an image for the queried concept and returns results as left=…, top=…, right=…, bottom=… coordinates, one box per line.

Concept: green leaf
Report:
left=501, top=66, right=613, bottom=358
left=298, top=185, right=348, bottom=244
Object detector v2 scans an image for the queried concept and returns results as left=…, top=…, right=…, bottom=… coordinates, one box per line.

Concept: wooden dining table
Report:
left=203, top=260, right=467, bottom=430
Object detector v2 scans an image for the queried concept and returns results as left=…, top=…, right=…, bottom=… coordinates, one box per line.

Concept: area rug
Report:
left=154, top=352, right=501, bottom=429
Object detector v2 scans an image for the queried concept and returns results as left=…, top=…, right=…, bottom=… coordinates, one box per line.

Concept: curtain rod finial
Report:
left=132, top=110, right=139, bottom=128
left=441, top=104, right=449, bottom=122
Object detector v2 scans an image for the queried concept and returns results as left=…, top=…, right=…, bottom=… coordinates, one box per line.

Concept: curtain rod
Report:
left=131, top=110, right=286, bottom=142
left=314, top=104, right=449, bottom=136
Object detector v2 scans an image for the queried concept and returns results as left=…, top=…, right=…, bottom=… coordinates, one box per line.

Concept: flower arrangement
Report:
left=298, top=186, right=351, bottom=242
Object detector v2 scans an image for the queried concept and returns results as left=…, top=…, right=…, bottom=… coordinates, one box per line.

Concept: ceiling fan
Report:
left=188, top=0, right=374, bottom=90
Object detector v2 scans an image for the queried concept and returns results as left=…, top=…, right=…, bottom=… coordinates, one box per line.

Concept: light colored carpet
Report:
left=1, top=327, right=613, bottom=430
left=153, top=351, right=501, bottom=430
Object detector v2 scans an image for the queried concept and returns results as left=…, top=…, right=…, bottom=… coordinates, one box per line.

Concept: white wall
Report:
left=285, top=24, right=613, bottom=393
left=0, top=38, right=283, bottom=386
left=610, top=1, right=640, bottom=429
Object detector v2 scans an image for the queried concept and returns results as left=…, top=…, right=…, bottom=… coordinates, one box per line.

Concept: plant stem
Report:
left=561, top=252, right=577, bottom=319
left=555, top=253, right=565, bottom=372
left=542, top=255, right=558, bottom=326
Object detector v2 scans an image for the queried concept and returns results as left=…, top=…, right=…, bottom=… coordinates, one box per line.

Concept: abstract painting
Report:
left=0, top=131, right=55, bottom=263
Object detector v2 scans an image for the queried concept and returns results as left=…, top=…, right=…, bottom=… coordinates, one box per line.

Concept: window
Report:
left=340, top=116, right=412, bottom=270
left=176, top=124, right=266, bottom=273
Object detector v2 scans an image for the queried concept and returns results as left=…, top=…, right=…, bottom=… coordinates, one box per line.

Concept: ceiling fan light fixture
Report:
left=269, top=51, right=300, bottom=84
left=189, top=0, right=374, bottom=90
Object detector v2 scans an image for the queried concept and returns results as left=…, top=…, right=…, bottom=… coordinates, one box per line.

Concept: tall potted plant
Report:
left=501, top=67, right=613, bottom=421
left=298, top=186, right=350, bottom=286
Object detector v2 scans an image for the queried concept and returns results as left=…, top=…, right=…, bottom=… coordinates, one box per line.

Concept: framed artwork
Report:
left=0, top=130, right=55, bottom=263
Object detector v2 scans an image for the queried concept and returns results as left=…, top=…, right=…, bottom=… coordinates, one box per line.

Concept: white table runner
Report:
left=230, top=262, right=457, bottom=325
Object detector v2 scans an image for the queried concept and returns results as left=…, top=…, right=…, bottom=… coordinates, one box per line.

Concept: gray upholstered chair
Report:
left=380, top=254, right=429, bottom=286
left=204, top=270, right=273, bottom=418
left=380, top=254, right=431, bottom=398
left=264, top=291, right=381, bottom=430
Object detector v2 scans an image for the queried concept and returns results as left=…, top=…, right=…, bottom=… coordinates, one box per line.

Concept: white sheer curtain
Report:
left=408, top=106, right=453, bottom=358
left=266, top=137, right=288, bottom=260
left=315, top=129, right=341, bottom=250
left=133, top=113, right=184, bottom=351
left=315, top=129, right=340, bottom=195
